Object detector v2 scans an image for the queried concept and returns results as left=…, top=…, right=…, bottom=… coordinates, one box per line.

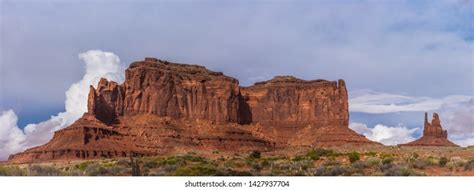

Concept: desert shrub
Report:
left=424, top=157, right=436, bottom=166
left=384, top=166, right=424, bottom=176
left=290, top=160, right=313, bottom=173
left=464, top=158, right=474, bottom=171
left=249, top=150, right=261, bottom=159
left=323, top=160, right=341, bottom=166
left=382, top=157, right=394, bottom=165
left=348, top=152, right=360, bottom=163
left=307, top=148, right=335, bottom=159
left=380, top=153, right=394, bottom=159
left=439, top=157, right=448, bottom=167
left=251, top=163, right=262, bottom=172
left=292, top=155, right=307, bottom=162
left=365, top=151, right=377, bottom=157
left=161, top=156, right=186, bottom=167
left=224, top=157, right=246, bottom=168
left=412, top=152, right=419, bottom=159
left=261, top=160, right=270, bottom=167
left=306, top=150, right=319, bottom=160
left=216, top=169, right=252, bottom=176
left=182, top=154, right=208, bottom=163
left=366, top=157, right=381, bottom=167
left=314, top=165, right=350, bottom=176
left=410, top=159, right=427, bottom=169
left=107, top=165, right=129, bottom=175
left=0, top=166, right=27, bottom=176
left=29, top=165, right=63, bottom=176
left=116, top=159, right=130, bottom=166
left=84, top=163, right=109, bottom=176
left=75, top=161, right=94, bottom=171
left=212, top=150, right=220, bottom=154
left=143, top=160, right=159, bottom=169
left=173, top=164, right=217, bottom=176
left=351, top=160, right=368, bottom=170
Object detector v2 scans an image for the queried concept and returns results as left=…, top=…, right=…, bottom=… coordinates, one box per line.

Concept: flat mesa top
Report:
left=244, top=75, right=341, bottom=89
left=127, top=57, right=232, bottom=80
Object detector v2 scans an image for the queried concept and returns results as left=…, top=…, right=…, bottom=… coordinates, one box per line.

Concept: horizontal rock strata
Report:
left=9, top=57, right=379, bottom=163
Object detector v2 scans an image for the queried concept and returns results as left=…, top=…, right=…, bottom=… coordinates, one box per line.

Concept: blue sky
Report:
left=0, top=0, right=473, bottom=158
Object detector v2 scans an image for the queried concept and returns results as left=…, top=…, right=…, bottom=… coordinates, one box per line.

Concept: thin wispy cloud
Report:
left=349, top=90, right=473, bottom=114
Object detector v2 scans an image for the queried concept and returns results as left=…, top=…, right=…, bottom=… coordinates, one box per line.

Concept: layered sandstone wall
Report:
left=240, top=76, right=349, bottom=127
left=89, top=58, right=242, bottom=124
left=8, top=57, right=378, bottom=164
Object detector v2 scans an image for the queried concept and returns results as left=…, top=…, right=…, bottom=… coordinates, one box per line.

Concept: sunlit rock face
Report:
left=8, top=57, right=378, bottom=164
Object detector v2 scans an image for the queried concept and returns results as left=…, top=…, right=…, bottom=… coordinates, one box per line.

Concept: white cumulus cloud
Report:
left=349, top=122, right=419, bottom=146
left=0, top=50, right=123, bottom=160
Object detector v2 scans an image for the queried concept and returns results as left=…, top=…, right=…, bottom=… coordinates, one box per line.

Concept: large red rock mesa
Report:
left=8, top=57, right=377, bottom=163
left=401, top=112, right=458, bottom=147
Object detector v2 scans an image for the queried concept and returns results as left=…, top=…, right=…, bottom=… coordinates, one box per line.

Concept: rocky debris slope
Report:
left=400, top=112, right=458, bottom=147
left=8, top=57, right=378, bottom=163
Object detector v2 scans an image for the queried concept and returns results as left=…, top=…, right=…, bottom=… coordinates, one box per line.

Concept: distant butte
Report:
left=400, top=112, right=458, bottom=147
left=9, top=57, right=380, bottom=163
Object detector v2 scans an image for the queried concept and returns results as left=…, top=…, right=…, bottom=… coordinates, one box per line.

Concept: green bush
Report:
left=464, top=158, right=474, bottom=171
left=84, top=163, right=109, bottom=176
left=384, top=166, right=424, bottom=176
left=351, top=160, right=368, bottom=170
left=439, top=157, right=448, bottom=167
left=410, top=159, right=427, bottom=169
left=412, top=152, right=419, bottom=159
left=323, top=160, right=341, bottom=166
left=29, top=165, right=63, bottom=176
left=0, top=166, right=27, bottom=176
left=173, top=164, right=217, bottom=176
left=182, top=154, right=208, bottom=163
left=307, top=148, right=335, bottom=159
left=251, top=163, right=262, bottom=172
left=249, top=150, right=261, bottom=159
left=75, top=161, right=94, bottom=171
left=292, top=155, right=306, bottom=162
left=382, top=157, right=394, bottom=165
left=365, top=152, right=377, bottom=157
left=143, top=160, right=159, bottom=169
left=348, top=152, right=360, bottom=163
left=314, top=165, right=350, bottom=176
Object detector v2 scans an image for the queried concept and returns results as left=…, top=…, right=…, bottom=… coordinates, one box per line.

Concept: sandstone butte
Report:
left=400, top=112, right=458, bottom=147
left=10, top=57, right=457, bottom=164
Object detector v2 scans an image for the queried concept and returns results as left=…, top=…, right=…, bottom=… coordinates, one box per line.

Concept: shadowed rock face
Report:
left=400, top=112, right=458, bottom=147
left=8, top=57, right=379, bottom=163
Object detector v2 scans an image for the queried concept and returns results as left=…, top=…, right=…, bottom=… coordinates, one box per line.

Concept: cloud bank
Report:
left=349, top=122, right=418, bottom=146
left=0, top=50, right=123, bottom=160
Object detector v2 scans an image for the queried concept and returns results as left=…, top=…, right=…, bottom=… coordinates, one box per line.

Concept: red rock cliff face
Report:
left=240, top=76, right=348, bottom=127
left=89, top=57, right=241, bottom=124
left=8, top=57, right=378, bottom=164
